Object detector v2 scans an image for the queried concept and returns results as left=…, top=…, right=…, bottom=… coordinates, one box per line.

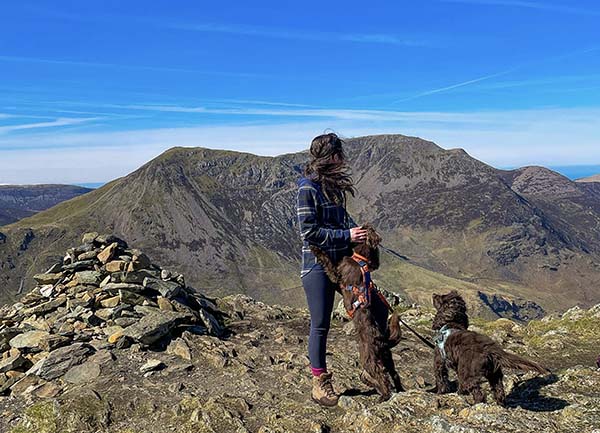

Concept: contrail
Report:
left=392, top=68, right=518, bottom=104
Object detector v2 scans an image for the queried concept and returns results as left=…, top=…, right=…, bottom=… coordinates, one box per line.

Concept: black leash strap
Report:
left=381, top=293, right=435, bottom=350
left=379, top=244, right=410, bottom=261
left=377, top=244, right=435, bottom=350
left=397, top=315, right=436, bottom=350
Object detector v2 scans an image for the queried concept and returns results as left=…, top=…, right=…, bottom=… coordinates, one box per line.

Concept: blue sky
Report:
left=0, top=0, right=599, bottom=184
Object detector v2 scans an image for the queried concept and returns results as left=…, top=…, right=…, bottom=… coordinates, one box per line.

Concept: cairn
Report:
left=0, top=232, right=225, bottom=396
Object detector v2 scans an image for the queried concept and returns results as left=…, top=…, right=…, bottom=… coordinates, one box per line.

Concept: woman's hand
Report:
left=350, top=226, right=367, bottom=243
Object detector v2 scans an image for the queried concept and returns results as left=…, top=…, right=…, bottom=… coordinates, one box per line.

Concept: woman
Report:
left=296, top=132, right=367, bottom=407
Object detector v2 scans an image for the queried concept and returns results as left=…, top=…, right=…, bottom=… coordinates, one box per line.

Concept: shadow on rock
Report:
left=341, top=388, right=378, bottom=397
left=506, top=374, right=569, bottom=412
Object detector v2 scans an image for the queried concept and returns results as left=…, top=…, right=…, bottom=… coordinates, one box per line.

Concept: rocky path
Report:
left=2, top=294, right=599, bottom=433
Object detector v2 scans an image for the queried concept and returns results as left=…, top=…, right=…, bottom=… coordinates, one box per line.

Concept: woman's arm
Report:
left=297, top=185, right=351, bottom=246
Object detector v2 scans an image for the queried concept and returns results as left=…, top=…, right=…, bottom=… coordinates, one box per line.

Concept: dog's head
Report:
left=336, top=223, right=382, bottom=315
left=352, top=222, right=382, bottom=271
left=431, top=290, right=469, bottom=330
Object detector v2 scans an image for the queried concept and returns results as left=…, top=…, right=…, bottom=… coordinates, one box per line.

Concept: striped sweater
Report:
left=296, top=175, right=357, bottom=278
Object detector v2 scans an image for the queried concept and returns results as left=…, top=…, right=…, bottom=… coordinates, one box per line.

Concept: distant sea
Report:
left=548, top=165, right=600, bottom=180
left=75, top=182, right=106, bottom=189
left=501, top=165, right=600, bottom=180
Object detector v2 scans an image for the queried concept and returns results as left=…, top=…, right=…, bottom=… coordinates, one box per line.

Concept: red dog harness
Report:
left=343, top=252, right=390, bottom=318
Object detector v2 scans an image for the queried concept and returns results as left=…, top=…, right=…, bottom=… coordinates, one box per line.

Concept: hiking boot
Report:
left=311, top=372, right=339, bottom=407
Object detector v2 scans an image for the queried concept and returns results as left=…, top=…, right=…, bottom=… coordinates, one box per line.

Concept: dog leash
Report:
left=396, top=313, right=435, bottom=350
left=378, top=244, right=435, bottom=350
left=379, top=244, right=410, bottom=261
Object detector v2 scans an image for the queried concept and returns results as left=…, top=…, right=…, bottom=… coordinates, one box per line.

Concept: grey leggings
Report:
left=302, top=263, right=389, bottom=370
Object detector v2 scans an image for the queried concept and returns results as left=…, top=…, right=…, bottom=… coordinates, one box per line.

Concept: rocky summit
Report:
left=0, top=233, right=224, bottom=400
left=0, top=235, right=599, bottom=432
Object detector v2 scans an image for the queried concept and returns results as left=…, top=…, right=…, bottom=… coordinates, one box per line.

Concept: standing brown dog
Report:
left=310, top=223, right=404, bottom=401
left=432, top=290, right=550, bottom=405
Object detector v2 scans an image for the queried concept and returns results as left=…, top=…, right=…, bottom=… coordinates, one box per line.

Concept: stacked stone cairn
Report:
left=0, top=232, right=225, bottom=397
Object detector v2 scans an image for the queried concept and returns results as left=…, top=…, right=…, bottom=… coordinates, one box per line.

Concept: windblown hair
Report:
left=304, top=132, right=356, bottom=207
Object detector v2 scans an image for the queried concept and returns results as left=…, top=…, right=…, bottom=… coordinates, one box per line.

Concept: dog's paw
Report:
left=377, top=392, right=392, bottom=402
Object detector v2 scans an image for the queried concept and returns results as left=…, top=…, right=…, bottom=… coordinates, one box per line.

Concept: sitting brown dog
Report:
left=310, top=223, right=404, bottom=401
left=432, top=290, right=550, bottom=405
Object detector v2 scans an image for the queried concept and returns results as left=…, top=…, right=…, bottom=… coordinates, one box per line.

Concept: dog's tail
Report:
left=496, top=350, right=550, bottom=375
left=309, top=245, right=339, bottom=284
left=387, top=311, right=402, bottom=349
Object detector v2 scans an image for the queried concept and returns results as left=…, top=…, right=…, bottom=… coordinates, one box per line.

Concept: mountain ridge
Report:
left=0, top=184, right=92, bottom=226
left=1, top=134, right=600, bottom=314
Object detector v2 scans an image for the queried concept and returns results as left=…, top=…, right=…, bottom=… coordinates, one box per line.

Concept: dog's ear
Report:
left=432, top=293, right=442, bottom=310
left=364, top=224, right=382, bottom=248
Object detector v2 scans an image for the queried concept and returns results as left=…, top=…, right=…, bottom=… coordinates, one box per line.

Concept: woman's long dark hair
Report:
left=304, top=133, right=356, bottom=207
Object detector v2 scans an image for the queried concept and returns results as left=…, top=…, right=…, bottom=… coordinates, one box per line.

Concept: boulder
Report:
left=33, top=272, right=64, bottom=285
left=63, top=361, right=101, bottom=384
left=62, top=260, right=96, bottom=272
left=35, top=343, right=95, bottom=380
left=81, top=232, right=99, bottom=244
left=0, top=354, right=28, bottom=373
left=75, top=270, right=103, bottom=285
left=123, top=311, right=191, bottom=345
left=143, top=277, right=182, bottom=299
left=9, top=330, right=50, bottom=351
left=22, top=296, right=67, bottom=316
left=105, top=260, right=126, bottom=273
left=97, top=242, right=118, bottom=264
left=140, top=359, right=165, bottom=373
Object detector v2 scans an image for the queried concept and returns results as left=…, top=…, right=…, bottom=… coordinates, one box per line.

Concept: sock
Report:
left=311, top=366, right=327, bottom=377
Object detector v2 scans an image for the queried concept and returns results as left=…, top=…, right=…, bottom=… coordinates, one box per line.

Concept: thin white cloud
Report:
left=0, top=117, right=99, bottom=134
left=157, top=21, right=428, bottom=47
left=0, top=55, right=267, bottom=78
left=388, top=47, right=599, bottom=104
left=440, top=0, right=600, bottom=15
left=1, top=107, right=599, bottom=183
left=17, top=6, right=431, bottom=48
left=210, top=98, right=313, bottom=108
left=54, top=102, right=512, bottom=123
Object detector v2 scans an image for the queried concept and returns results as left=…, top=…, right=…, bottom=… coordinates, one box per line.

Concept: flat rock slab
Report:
left=33, top=272, right=64, bottom=285
left=140, top=359, right=165, bottom=373
left=0, top=354, right=28, bottom=373
left=63, top=361, right=101, bottom=384
left=9, top=330, right=50, bottom=351
left=123, top=311, right=191, bottom=345
left=62, top=260, right=96, bottom=271
left=143, top=277, right=182, bottom=299
left=40, top=334, right=71, bottom=352
left=97, top=242, right=118, bottom=264
left=36, top=343, right=95, bottom=380
left=75, top=270, right=103, bottom=285
left=22, top=296, right=67, bottom=316
left=103, top=282, right=145, bottom=293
